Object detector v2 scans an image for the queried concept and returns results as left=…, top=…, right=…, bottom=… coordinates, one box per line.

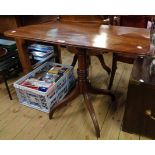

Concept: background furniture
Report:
left=0, top=16, right=58, bottom=36
left=108, top=15, right=151, bottom=90
left=122, top=56, right=155, bottom=139
left=0, top=46, right=20, bottom=100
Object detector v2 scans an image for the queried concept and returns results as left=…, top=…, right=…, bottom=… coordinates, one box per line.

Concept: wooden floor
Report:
left=0, top=48, right=152, bottom=140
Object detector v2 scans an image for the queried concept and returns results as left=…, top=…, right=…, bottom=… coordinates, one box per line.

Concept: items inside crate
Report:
left=20, top=64, right=71, bottom=92
left=27, top=43, right=55, bottom=66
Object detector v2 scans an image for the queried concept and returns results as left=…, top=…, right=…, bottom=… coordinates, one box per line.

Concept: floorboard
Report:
left=0, top=48, right=152, bottom=140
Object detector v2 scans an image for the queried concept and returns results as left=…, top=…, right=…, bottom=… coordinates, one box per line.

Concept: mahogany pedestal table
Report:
left=4, top=21, right=150, bottom=138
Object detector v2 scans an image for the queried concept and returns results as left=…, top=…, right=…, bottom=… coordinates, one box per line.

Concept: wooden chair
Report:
left=59, top=15, right=111, bottom=75
left=108, top=15, right=150, bottom=89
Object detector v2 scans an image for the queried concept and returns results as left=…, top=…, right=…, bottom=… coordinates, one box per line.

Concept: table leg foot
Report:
left=88, top=83, right=115, bottom=101
left=83, top=92, right=100, bottom=138
left=49, top=83, right=80, bottom=119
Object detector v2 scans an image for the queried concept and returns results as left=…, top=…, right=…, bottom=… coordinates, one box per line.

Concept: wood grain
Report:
left=5, top=22, right=150, bottom=55
left=0, top=49, right=152, bottom=140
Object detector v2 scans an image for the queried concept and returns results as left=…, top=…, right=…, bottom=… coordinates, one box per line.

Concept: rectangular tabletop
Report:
left=3, top=20, right=151, bottom=137
left=5, top=21, right=151, bottom=56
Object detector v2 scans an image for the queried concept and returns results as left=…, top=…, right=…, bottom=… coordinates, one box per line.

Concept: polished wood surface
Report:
left=5, top=21, right=150, bottom=55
